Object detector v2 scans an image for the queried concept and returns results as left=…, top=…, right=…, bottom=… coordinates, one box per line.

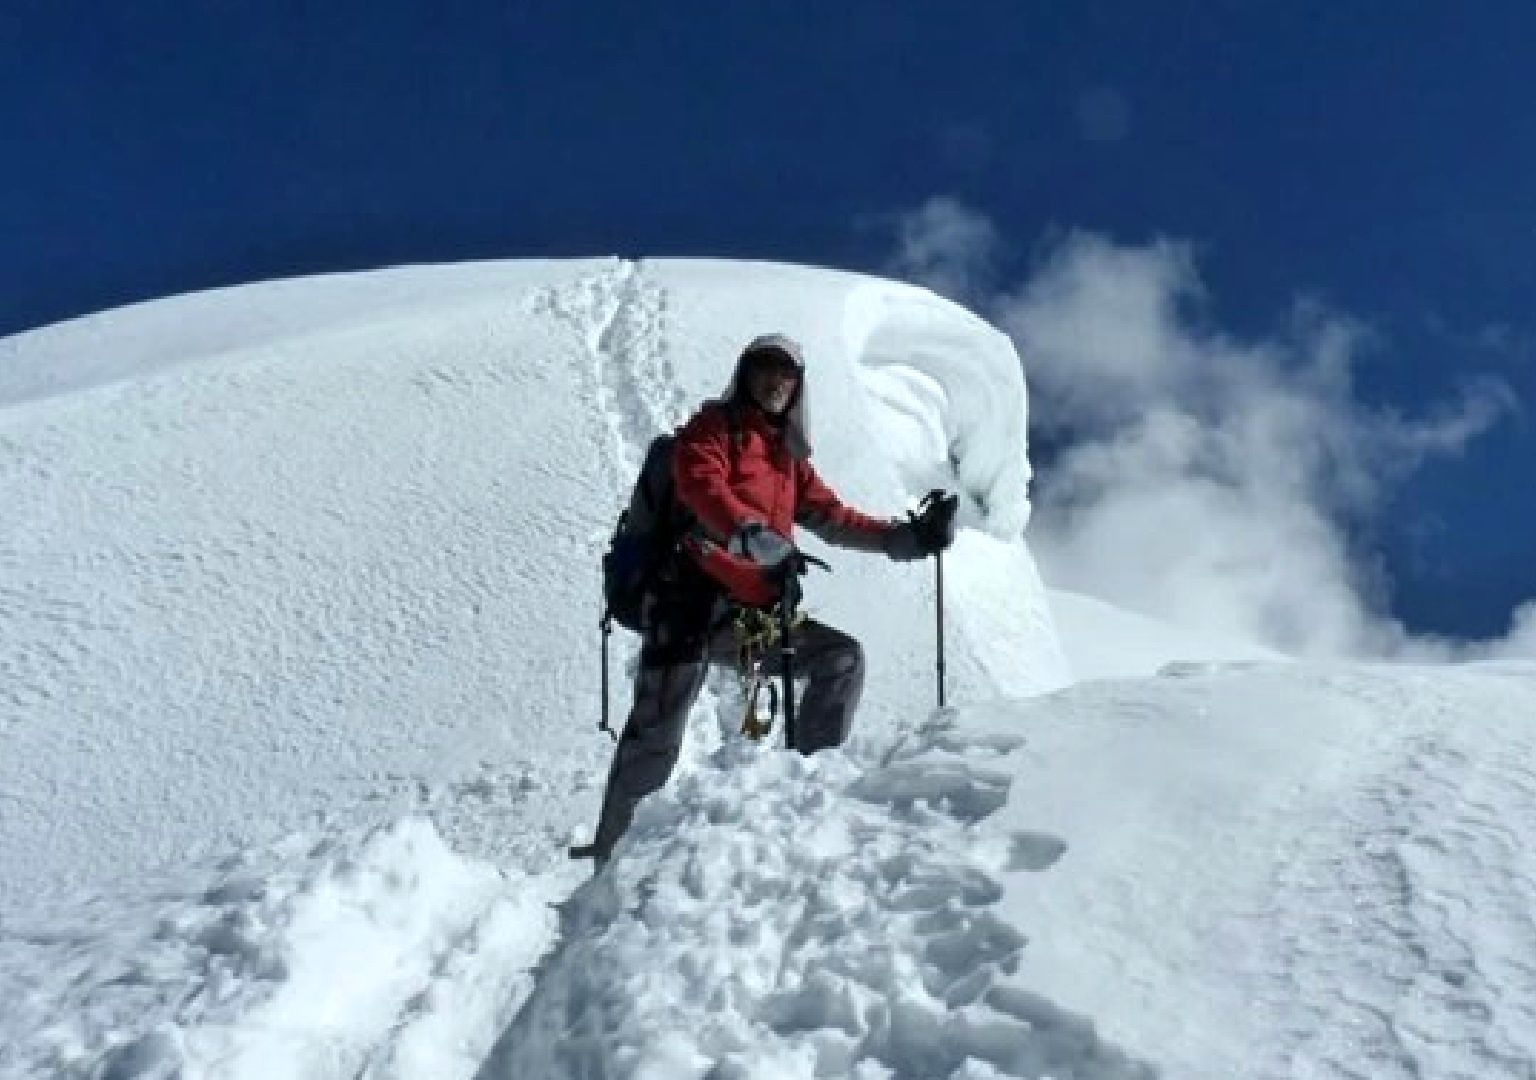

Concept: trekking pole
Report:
left=912, top=488, right=957, bottom=711
left=935, top=548, right=946, bottom=709
left=598, top=611, right=618, bottom=742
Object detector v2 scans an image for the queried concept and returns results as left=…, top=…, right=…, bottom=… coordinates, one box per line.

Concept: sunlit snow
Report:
left=3, top=259, right=1534, bottom=1079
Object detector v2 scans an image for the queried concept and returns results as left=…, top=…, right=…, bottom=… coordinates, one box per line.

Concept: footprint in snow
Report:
left=851, top=760, right=1011, bottom=825
left=1007, top=831, right=1069, bottom=872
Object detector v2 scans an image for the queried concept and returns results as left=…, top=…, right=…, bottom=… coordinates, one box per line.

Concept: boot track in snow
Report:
left=474, top=710, right=1153, bottom=1080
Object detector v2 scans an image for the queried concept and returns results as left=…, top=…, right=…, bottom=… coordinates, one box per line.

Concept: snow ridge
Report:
left=478, top=712, right=1153, bottom=1080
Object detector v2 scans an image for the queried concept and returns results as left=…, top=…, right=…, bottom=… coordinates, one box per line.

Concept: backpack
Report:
left=603, top=411, right=744, bottom=633
left=601, top=433, right=688, bottom=632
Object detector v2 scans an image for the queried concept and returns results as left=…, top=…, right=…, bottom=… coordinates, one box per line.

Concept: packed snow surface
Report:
left=3, top=258, right=1535, bottom=1079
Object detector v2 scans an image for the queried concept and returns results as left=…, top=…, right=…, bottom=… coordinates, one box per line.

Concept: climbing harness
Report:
left=732, top=605, right=802, bottom=741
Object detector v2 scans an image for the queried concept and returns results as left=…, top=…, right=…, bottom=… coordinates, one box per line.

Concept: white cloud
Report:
left=1493, top=601, right=1536, bottom=659
left=886, top=213, right=1521, bottom=658
left=884, top=197, right=999, bottom=302
left=1000, top=235, right=1207, bottom=432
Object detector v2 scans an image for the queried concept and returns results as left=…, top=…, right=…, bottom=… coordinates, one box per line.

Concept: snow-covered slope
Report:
left=5, top=259, right=1536, bottom=1080
left=1048, top=587, right=1282, bottom=680
left=9, top=659, right=1533, bottom=1079
left=0, top=257, right=1067, bottom=922
left=994, top=661, right=1536, bottom=1078
left=493, top=661, right=1536, bottom=1079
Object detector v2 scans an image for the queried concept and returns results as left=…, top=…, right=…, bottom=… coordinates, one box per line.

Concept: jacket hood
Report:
left=718, top=333, right=812, bottom=460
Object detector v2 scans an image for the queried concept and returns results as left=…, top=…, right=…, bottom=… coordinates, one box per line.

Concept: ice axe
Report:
left=770, top=547, right=828, bottom=751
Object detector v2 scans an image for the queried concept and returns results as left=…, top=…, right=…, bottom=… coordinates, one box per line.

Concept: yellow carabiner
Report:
left=740, top=672, right=778, bottom=741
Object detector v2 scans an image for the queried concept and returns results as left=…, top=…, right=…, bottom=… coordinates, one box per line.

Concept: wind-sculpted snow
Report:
left=478, top=711, right=1151, bottom=1080
left=841, top=280, right=1032, bottom=538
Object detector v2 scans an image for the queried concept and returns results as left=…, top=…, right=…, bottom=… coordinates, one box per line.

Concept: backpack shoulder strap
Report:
left=637, top=433, right=676, bottom=517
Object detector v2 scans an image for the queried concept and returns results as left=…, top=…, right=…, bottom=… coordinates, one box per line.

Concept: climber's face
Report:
left=744, top=352, right=800, bottom=416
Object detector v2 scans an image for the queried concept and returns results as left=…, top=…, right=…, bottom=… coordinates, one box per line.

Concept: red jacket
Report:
left=673, top=402, right=889, bottom=606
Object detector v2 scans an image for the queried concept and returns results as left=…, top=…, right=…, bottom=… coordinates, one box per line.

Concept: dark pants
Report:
left=590, top=605, right=865, bottom=859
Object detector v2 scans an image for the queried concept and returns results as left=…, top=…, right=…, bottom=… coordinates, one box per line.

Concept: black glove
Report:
left=885, top=490, right=959, bottom=561
left=912, top=490, right=959, bottom=555
left=884, top=520, right=926, bottom=561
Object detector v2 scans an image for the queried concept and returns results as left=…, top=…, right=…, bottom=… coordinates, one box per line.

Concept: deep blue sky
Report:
left=4, top=2, right=1534, bottom=638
